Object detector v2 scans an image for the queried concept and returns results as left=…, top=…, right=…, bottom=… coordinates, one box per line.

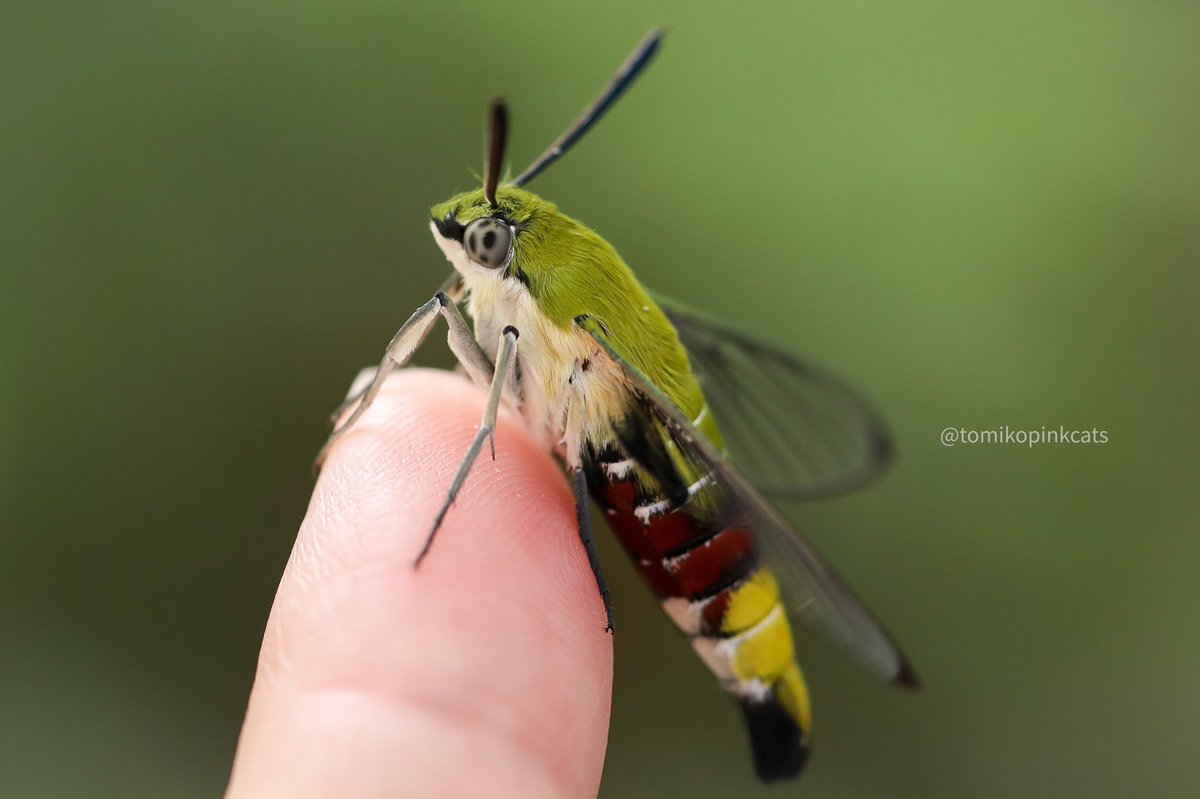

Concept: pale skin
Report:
left=227, top=369, right=614, bottom=799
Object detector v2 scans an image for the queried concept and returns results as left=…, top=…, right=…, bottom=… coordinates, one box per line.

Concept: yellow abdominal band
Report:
left=722, top=570, right=812, bottom=734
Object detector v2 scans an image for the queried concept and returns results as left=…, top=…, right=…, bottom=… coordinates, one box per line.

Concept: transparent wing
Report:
left=578, top=316, right=918, bottom=686
left=654, top=293, right=893, bottom=500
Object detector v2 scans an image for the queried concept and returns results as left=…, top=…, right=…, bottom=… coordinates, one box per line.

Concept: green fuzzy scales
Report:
left=431, top=186, right=723, bottom=451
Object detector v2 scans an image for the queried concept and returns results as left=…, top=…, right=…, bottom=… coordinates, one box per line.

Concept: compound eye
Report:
left=463, top=217, right=512, bottom=269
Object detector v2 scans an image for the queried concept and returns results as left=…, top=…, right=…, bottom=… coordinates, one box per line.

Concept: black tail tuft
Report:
left=740, top=698, right=810, bottom=782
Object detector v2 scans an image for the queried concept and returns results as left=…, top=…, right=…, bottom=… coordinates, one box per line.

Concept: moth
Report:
left=319, top=29, right=918, bottom=782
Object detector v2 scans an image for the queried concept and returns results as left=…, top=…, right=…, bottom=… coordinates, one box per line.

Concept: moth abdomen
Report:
left=581, top=435, right=812, bottom=779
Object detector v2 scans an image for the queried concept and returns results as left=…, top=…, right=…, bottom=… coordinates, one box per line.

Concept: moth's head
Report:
left=429, top=186, right=555, bottom=283
left=425, top=29, right=663, bottom=286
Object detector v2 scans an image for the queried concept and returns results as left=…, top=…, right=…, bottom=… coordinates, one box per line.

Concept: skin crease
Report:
left=227, top=369, right=614, bottom=799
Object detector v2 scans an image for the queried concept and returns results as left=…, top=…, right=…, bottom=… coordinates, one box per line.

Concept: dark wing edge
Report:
left=654, top=293, right=894, bottom=501
left=576, top=315, right=919, bottom=689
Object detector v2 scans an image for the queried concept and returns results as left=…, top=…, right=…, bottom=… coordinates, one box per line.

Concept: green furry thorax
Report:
left=429, top=186, right=709, bottom=427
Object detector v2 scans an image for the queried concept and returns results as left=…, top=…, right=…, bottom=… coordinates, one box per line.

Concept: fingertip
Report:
left=230, top=369, right=613, bottom=799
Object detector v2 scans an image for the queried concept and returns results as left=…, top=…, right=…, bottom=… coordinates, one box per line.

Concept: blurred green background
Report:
left=3, top=1, right=1198, bottom=796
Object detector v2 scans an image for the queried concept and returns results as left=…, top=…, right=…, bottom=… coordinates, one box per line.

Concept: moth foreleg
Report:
left=413, top=325, right=520, bottom=567
left=316, top=291, right=492, bottom=468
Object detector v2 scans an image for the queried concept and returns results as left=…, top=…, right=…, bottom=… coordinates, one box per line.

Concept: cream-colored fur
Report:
left=432, top=224, right=630, bottom=462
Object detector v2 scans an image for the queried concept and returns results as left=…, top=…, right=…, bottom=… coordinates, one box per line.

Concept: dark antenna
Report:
left=484, top=98, right=508, bottom=207
left=511, top=28, right=664, bottom=188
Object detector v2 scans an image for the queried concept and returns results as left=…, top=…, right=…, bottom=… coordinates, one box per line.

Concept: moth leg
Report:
left=573, top=465, right=615, bottom=634
left=413, top=325, right=519, bottom=567
left=316, top=290, right=493, bottom=468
